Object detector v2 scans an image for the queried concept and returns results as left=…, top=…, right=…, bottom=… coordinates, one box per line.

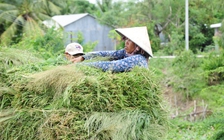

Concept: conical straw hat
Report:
left=115, top=26, right=153, bottom=57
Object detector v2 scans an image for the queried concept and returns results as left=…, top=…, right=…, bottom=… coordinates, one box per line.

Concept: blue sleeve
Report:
left=80, top=55, right=148, bottom=72
left=83, top=49, right=126, bottom=60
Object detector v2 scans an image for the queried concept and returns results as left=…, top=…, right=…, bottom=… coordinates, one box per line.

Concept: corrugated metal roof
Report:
left=52, top=13, right=89, bottom=27
left=210, top=23, right=222, bottom=28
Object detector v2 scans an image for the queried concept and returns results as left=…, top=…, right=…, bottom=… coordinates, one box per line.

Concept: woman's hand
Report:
left=71, top=56, right=84, bottom=63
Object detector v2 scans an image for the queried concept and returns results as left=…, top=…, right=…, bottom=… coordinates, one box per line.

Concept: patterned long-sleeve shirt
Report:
left=80, top=49, right=148, bottom=72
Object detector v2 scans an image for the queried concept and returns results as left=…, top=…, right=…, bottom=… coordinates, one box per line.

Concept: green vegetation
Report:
left=0, top=48, right=168, bottom=139
left=0, top=30, right=224, bottom=139
left=0, top=0, right=224, bottom=139
left=150, top=50, right=224, bottom=140
left=1, top=0, right=224, bottom=53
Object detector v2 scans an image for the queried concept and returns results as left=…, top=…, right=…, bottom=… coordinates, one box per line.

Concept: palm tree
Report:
left=57, top=0, right=97, bottom=15
left=0, top=0, right=61, bottom=46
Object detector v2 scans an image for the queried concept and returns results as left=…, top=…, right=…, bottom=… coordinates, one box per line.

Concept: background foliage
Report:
left=1, top=0, right=224, bottom=53
left=0, top=0, right=224, bottom=139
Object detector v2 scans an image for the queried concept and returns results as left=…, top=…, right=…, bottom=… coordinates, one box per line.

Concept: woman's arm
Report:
left=71, top=49, right=126, bottom=63
left=80, top=55, right=148, bottom=72
left=83, top=49, right=126, bottom=60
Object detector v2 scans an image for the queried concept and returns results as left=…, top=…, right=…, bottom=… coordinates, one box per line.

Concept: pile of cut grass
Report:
left=0, top=49, right=168, bottom=139
left=0, top=109, right=88, bottom=140
left=0, top=47, right=43, bottom=69
left=0, top=47, right=45, bottom=110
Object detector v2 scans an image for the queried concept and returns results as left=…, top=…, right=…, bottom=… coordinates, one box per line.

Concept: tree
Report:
left=52, top=0, right=97, bottom=15
left=129, top=0, right=224, bottom=53
left=93, top=0, right=123, bottom=27
left=187, top=0, right=224, bottom=52
left=0, top=0, right=61, bottom=46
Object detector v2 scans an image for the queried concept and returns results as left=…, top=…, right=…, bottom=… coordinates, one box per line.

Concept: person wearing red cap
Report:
left=72, top=26, right=153, bottom=72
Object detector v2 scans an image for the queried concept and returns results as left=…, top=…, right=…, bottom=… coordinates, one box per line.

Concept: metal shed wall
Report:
left=64, top=15, right=115, bottom=51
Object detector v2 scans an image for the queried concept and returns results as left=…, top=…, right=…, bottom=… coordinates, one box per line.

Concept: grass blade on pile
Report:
left=85, top=110, right=166, bottom=140
left=0, top=109, right=89, bottom=140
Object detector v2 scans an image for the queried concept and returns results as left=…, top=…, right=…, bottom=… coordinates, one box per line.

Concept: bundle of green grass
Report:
left=0, top=49, right=168, bottom=140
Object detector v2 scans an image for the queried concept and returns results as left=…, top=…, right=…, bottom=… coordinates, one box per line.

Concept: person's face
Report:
left=125, top=38, right=136, bottom=54
left=65, top=53, right=81, bottom=61
left=65, top=53, right=72, bottom=60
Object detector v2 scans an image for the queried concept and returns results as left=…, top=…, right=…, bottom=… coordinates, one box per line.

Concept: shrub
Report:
left=170, top=50, right=206, bottom=99
left=202, top=51, right=224, bottom=85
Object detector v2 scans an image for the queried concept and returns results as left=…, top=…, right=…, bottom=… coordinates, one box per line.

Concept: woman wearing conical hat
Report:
left=72, top=26, right=153, bottom=72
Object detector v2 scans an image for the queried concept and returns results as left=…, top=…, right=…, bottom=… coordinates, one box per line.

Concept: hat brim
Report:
left=67, top=51, right=84, bottom=56
left=72, top=53, right=84, bottom=56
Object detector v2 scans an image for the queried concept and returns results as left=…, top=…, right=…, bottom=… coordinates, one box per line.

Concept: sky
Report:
left=88, top=0, right=96, bottom=4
